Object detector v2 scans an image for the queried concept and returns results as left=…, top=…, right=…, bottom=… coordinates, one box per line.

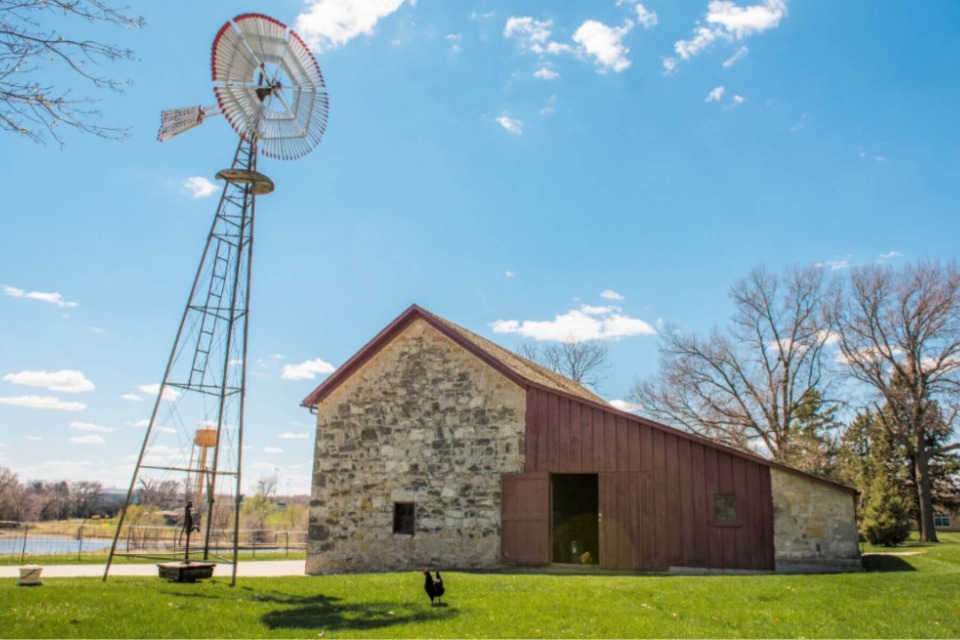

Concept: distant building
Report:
left=303, top=305, right=861, bottom=574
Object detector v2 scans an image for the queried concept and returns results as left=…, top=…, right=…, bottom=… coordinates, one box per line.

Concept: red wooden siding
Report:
left=523, top=387, right=775, bottom=571
left=501, top=472, right=550, bottom=565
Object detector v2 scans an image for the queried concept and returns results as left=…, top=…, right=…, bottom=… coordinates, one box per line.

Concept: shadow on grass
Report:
left=245, top=588, right=459, bottom=632
left=861, top=554, right=916, bottom=572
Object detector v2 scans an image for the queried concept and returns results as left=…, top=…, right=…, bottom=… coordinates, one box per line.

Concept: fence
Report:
left=0, top=521, right=306, bottom=561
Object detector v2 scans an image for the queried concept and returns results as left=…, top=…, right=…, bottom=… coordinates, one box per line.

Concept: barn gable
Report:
left=305, top=315, right=527, bottom=574
left=304, top=305, right=860, bottom=574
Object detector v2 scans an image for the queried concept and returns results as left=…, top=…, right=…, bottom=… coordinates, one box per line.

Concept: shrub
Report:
left=861, top=473, right=912, bottom=546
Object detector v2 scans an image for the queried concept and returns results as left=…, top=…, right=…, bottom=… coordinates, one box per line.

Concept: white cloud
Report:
left=128, top=419, right=150, bottom=428
left=279, top=432, right=310, bottom=439
left=89, top=326, right=106, bottom=334
left=138, top=383, right=182, bottom=400
left=0, top=395, right=86, bottom=411
left=445, top=33, right=462, bottom=54
left=69, top=434, right=105, bottom=444
left=121, top=393, right=141, bottom=401
left=708, top=0, right=786, bottom=38
left=3, top=285, right=78, bottom=308
left=504, top=16, right=554, bottom=53
left=581, top=305, right=613, bottom=315
left=816, top=256, right=853, bottom=271
left=573, top=20, right=633, bottom=73
left=264, top=446, right=283, bottom=454
left=281, top=358, right=336, bottom=381
left=69, top=421, right=115, bottom=433
left=492, top=307, right=656, bottom=343
left=878, top=251, right=901, bottom=260
left=540, top=95, right=558, bottom=116
left=600, top=289, right=625, bottom=301
left=634, top=4, right=658, bottom=29
left=24, top=435, right=42, bottom=442
left=722, top=45, right=749, bottom=67
left=505, top=271, right=516, bottom=278
left=295, top=0, right=413, bottom=51
left=610, top=399, right=643, bottom=413
left=534, top=67, right=560, bottom=80
left=670, top=0, right=786, bottom=68
left=496, top=114, right=523, bottom=135
left=3, top=369, right=94, bottom=393
left=183, top=176, right=218, bottom=198
left=732, top=94, right=746, bottom=104
left=706, top=86, right=725, bottom=102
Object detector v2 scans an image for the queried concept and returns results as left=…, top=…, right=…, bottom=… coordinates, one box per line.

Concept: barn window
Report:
left=934, top=512, right=950, bottom=529
left=713, top=493, right=738, bottom=526
left=393, top=502, right=415, bottom=535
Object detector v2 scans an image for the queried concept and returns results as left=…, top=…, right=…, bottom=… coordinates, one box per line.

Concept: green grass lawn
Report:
left=3, top=533, right=959, bottom=638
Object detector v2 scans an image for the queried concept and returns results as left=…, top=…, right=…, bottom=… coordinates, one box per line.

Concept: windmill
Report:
left=104, top=14, right=328, bottom=586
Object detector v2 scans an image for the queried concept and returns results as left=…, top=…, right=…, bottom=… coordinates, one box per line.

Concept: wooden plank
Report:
left=650, top=428, right=666, bottom=570
left=525, top=390, right=539, bottom=472
left=627, top=418, right=640, bottom=472
left=745, top=461, right=764, bottom=569
left=640, top=470, right=653, bottom=570
left=593, top=407, right=605, bottom=472
left=536, top=390, right=550, bottom=473
left=580, top=402, right=594, bottom=473
left=703, top=446, right=721, bottom=568
left=558, top=397, right=571, bottom=471
left=616, top=417, right=630, bottom=474
left=662, top=432, right=679, bottom=568
left=604, top=411, right=617, bottom=472
left=569, top=400, right=582, bottom=471
left=759, top=466, right=775, bottom=570
left=628, top=471, right=641, bottom=570
left=731, top=455, right=747, bottom=569
left=640, top=423, right=653, bottom=473
left=717, top=453, right=736, bottom=569
left=677, top=437, right=694, bottom=567
left=547, top=393, right=559, bottom=471
left=690, top=442, right=708, bottom=568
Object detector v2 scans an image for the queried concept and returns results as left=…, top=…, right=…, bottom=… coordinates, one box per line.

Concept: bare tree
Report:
left=518, top=340, right=610, bottom=391
left=1, top=0, right=144, bottom=144
left=827, top=261, right=960, bottom=542
left=70, top=480, right=103, bottom=518
left=630, top=266, right=835, bottom=466
left=0, top=466, right=29, bottom=521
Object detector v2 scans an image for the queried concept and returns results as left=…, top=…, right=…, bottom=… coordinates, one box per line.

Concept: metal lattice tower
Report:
left=104, top=13, right=328, bottom=586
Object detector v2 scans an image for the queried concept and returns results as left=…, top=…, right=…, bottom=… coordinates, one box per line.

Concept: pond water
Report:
left=0, top=535, right=125, bottom=556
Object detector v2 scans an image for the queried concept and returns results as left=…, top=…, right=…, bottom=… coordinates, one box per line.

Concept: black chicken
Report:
left=422, top=569, right=445, bottom=606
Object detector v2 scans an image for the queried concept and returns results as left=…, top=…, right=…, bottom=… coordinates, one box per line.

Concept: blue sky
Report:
left=1, top=0, right=958, bottom=494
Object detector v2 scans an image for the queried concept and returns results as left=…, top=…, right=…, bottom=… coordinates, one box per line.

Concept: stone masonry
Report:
left=306, top=318, right=527, bottom=574
left=770, top=468, right=860, bottom=572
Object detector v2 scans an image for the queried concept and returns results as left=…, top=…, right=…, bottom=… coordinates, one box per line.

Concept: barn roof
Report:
left=300, top=304, right=606, bottom=409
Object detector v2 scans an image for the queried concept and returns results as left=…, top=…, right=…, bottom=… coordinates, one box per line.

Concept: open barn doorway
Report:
left=551, top=474, right=599, bottom=565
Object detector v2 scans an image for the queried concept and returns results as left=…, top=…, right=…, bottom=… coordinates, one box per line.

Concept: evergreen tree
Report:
left=861, top=472, right=912, bottom=547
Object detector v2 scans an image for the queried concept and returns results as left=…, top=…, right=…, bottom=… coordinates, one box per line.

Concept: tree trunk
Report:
left=914, top=440, right=939, bottom=543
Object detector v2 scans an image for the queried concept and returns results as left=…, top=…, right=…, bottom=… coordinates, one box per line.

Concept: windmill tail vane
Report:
left=158, top=105, right=221, bottom=142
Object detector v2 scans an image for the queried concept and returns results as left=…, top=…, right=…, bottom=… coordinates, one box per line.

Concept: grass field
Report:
left=2, top=533, right=959, bottom=638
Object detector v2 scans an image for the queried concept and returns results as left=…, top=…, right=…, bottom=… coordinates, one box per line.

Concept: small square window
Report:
left=714, top=493, right=738, bottom=526
left=934, top=512, right=950, bottom=529
left=393, top=502, right=415, bottom=535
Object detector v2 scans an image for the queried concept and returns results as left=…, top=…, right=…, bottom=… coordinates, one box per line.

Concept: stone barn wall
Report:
left=306, top=318, right=526, bottom=574
left=771, top=468, right=860, bottom=572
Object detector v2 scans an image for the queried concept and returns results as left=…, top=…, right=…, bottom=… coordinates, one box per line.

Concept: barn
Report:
left=303, top=305, right=860, bottom=574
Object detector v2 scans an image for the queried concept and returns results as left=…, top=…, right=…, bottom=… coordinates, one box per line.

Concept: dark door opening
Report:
left=551, top=474, right=599, bottom=564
